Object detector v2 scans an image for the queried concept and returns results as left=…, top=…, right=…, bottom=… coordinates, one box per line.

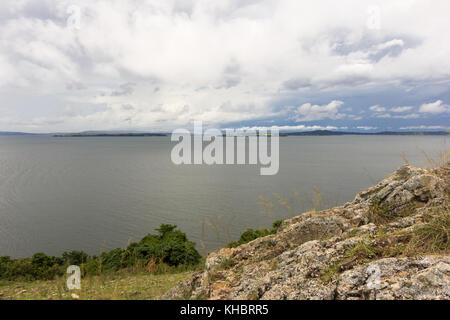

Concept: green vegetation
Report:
left=0, top=225, right=201, bottom=282
left=320, top=263, right=341, bottom=283
left=219, top=257, right=237, bottom=270
left=320, top=241, right=378, bottom=283
left=227, top=220, right=283, bottom=248
left=247, top=290, right=259, bottom=300
left=407, top=212, right=450, bottom=254
left=367, top=198, right=395, bottom=225
left=344, top=241, right=377, bottom=263
left=368, top=198, right=417, bottom=225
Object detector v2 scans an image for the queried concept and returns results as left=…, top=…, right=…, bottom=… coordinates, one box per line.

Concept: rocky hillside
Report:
left=164, top=164, right=449, bottom=300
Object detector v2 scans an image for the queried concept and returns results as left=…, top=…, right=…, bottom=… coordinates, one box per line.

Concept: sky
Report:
left=0, top=0, right=449, bottom=133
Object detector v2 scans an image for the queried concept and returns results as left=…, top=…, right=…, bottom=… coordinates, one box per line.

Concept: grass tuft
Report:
left=219, top=257, right=237, bottom=270
left=406, top=212, right=450, bottom=254
left=368, top=198, right=394, bottom=225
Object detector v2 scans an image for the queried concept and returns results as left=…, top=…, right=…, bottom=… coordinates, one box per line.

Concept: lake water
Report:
left=0, top=135, right=447, bottom=258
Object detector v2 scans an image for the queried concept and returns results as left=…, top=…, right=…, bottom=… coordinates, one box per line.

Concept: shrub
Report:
left=1, top=258, right=36, bottom=281
left=0, top=224, right=201, bottom=281
left=62, top=250, right=89, bottom=265
left=100, top=248, right=127, bottom=271
left=136, top=225, right=201, bottom=266
left=227, top=220, right=283, bottom=248
left=83, top=259, right=101, bottom=276
left=0, top=253, right=65, bottom=281
left=31, top=253, right=65, bottom=280
left=219, top=257, right=236, bottom=270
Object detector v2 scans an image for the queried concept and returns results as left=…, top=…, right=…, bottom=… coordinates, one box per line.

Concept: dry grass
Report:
left=367, top=198, right=395, bottom=225
left=419, top=148, right=449, bottom=169
left=0, top=271, right=192, bottom=300
left=258, top=187, right=339, bottom=221
left=406, top=211, right=450, bottom=255
left=200, top=215, right=236, bottom=254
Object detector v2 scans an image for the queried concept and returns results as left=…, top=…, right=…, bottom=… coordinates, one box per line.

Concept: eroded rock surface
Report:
left=164, top=165, right=449, bottom=300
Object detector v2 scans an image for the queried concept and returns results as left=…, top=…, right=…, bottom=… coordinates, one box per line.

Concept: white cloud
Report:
left=356, top=126, right=377, bottom=130
left=369, top=105, right=386, bottom=112
left=376, top=39, right=404, bottom=51
left=419, top=100, right=450, bottom=114
left=391, top=106, right=413, bottom=113
left=228, top=125, right=346, bottom=132
left=369, top=104, right=419, bottom=118
left=375, top=113, right=420, bottom=119
left=395, top=113, right=420, bottom=119
left=399, top=125, right=448, bottom=130
left=294, top=100, right=345, bottom=122
left=0, top=1, right=450, bottom=131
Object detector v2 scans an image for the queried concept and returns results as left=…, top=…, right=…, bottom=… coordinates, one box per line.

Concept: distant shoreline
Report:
left=282, top=130, right=450, bottom=136
left=53, top=133, right=167, bottom=137
left=0, top=130, right=448, bottom=137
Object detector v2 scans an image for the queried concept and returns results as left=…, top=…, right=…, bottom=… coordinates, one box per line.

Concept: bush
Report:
left=0, top=253, right=65, bottom=281
left=100, top=248, right=127, bottom=271
left=83, top=259, right=101, bottom=276
left=0, top=224, right=201, bottom=281
left=1, top=258, right=35, bottom=281
left=227, top=220, right=283, bottom=248
left=62, top=250, right=89, bottom=265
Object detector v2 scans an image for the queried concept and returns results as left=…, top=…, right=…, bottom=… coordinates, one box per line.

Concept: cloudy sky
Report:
left=0, top=0, right=449, bottom=133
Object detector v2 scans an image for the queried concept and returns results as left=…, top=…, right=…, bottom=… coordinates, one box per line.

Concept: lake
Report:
left=0, top=135, right=447, bottom=257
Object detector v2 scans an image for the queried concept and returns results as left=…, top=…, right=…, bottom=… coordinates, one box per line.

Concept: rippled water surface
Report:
left=0, top=135, right=447, bottom=257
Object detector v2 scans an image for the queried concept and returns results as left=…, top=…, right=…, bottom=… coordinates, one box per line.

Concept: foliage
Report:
left=407, top=212, right=450, bottom=254
left=62, top=250, right=89, bottom=266
left=219, top=257, right=236, bottom=270
left=367, top=198, right=394, bottom=225
left=0, top=225, right=201, bottom=281
left=227, top=220, right=283, bottom=248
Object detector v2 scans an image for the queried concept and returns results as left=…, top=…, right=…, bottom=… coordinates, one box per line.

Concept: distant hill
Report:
left=285, top=130, right=449, bottom=136
left=1, top=130, right=448, bottom=137
left=54, top=132, right=167, bottom=137
left=0, top=132, right=41, bottom=136
left=0, top=130, right=168, bottom=137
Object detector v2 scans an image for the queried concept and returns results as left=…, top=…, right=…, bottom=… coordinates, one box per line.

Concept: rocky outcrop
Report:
left=164, top=164, right=449, bottom=300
